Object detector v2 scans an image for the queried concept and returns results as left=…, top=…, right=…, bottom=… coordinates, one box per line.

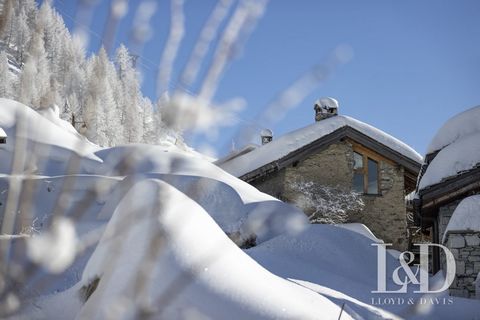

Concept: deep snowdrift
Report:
left=0, top=98, right=306, bottom=244
left=73, top=179, right=347, bottom=320
left=2, top=98, right=480, bottom=320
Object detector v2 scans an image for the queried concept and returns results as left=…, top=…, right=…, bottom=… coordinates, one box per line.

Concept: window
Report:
left=353, top=151, right=379, bottom=195
left=367, top=158, right=379, bottom=194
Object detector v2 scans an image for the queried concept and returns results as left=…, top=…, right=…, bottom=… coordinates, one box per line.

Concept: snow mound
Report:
left=247, top=224, right=398, bottom=292
left=77, top=179, right=347, bottom=320
left=0, top=98, right=100, bottom=159
left=37, top=105, right=84, bottom=138
left=220, top=115, right=422, bottom=177
left=442, top=195, right=480, bottom=243
left=427, top=105, right=480, bottom=154
left=92, top=145, right=309, bottom=243
left=0, top=98, right=102, bottom=175
left=419, top=131, right=480, bottom=189
left=335, top=223, right=384, bottom=243
left=94, top=144, right=280, bottom=204
left=96, top=173, right=307, bottom=245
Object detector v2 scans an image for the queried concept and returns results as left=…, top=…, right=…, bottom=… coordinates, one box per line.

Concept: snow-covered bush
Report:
left=291, top=179, right=364, bottom=224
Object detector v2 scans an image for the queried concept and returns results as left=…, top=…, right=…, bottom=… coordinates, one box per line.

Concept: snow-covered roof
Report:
left=418, top=131, right=480, bottom=189
left=442, top=195, right=480, bottom=243
left=427, top=105, right=480, bottom=154
left=215, top=143, right=259, bottom=166
left=220, top=115, right=422, bottom=177
left=419, top=105, right=480, bottom=190
left=0, top=127, right=6, bottom=138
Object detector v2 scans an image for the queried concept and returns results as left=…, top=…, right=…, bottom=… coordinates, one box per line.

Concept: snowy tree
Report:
left=115, top=44, right=142, bottom=143
left=18, top=27, right=51, bottom=108
left=17, top=57, right=36, bottom=106
left=84, top=47, right=119, bottom=146
left=0, top=51, right=13, bottom=98
left=12, top=7, right=31, bottom=65
left=0, top=0, right=16, bottom=47
left=58, top=36, right=87, bottom=124
left=291, top=180, right=364, bottom=224
left=0, top=1, right=177, bottom=146
left=140, top=97, right=160, bottom=144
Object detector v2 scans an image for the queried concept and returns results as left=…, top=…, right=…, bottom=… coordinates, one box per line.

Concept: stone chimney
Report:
left=260, top=129, right=273, bottom=145
left=314, top=97, right=339, bottom=121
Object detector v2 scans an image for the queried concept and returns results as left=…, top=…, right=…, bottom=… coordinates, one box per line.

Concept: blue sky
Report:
left=51, top=0, right=480, bottom=157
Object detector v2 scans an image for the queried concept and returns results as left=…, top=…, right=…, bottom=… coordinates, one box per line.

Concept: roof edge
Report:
left=240, top=125, right=422, bottom=182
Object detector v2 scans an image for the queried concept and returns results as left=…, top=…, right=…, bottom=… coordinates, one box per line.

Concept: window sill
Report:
left=362, top=193, right=382, bottom=197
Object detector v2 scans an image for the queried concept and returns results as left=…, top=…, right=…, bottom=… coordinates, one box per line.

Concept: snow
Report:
left=335, top=223, right=384, bottom=243
left=0, top=126, right=6, bottom=137
left=220, top=115, right=423, bottom=177
left=36, top=105, right=84, bottom=138
left=3, top=98, right=480, bottom=319
left=419, top=106, right=480, bottom=189
left=215, top=143, right=258, bottom=165
left=427, top=105, right=480, bottom=154
left=315, top=97, right=339, bottom=110
left=247, top=224, right=480, bottom=319
left=76, top=179, right=347, bottom=320
left=26, top=217, right=77, bottom=273
left=0, top=98, right=102, bottom=172
left=442, top=195, right=480, bottom=243
left=93, top=143, right=282, bottom=205
left=260, top=128, right=273, bottom=137
left=418, top=131, right=480, bottom=189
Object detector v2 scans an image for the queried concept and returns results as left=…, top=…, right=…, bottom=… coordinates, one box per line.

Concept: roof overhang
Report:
left=240, top=126, right=422, bottom=183
left=417, top=166, right=480, bottom=218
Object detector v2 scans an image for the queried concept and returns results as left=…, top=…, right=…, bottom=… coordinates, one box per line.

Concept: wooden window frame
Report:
left=351, top=142, right=389, bottom=195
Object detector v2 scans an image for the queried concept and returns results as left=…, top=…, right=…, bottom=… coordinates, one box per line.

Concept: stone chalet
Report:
left=414, top=105, right=480, bottom=298
left=219, top=98, right=422, bottom=250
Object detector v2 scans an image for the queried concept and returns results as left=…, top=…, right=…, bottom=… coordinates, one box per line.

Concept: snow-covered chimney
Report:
left=260, top=129, right=273, bottom=145
left=314, top=97, right=339, bottom=122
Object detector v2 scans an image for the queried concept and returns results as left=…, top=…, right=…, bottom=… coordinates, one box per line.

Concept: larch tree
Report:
left=0, top=51, right=13, bottom=98
left=0, top=0, right=15, bottom=48
left=115, top=44, right=142, bottom=143
left=12, top=7, right=31, bottom=65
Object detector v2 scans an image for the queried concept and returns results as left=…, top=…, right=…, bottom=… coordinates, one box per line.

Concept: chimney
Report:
left=314, top=97, right=339, bottom=122
left=260, top=129, right=273, bottom=145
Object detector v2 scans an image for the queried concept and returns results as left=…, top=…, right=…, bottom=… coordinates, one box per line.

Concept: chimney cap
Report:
left=314, top=97, right=339, bottom=111
left=260, top=128, right=273, bottom=137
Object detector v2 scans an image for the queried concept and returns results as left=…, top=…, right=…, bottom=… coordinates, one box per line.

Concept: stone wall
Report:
left=438, top=201, right=461, bottom=244
left=443, top=232, right=480, bottom=298
left=251, top=141, right=408, bottom=250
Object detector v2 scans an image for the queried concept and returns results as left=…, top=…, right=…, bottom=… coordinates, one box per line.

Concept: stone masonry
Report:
left=251, top=141, right=408, bottom=250
left=443, top=232, right=480, bottom=298
left=439, top=200, right=480, bottom=298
